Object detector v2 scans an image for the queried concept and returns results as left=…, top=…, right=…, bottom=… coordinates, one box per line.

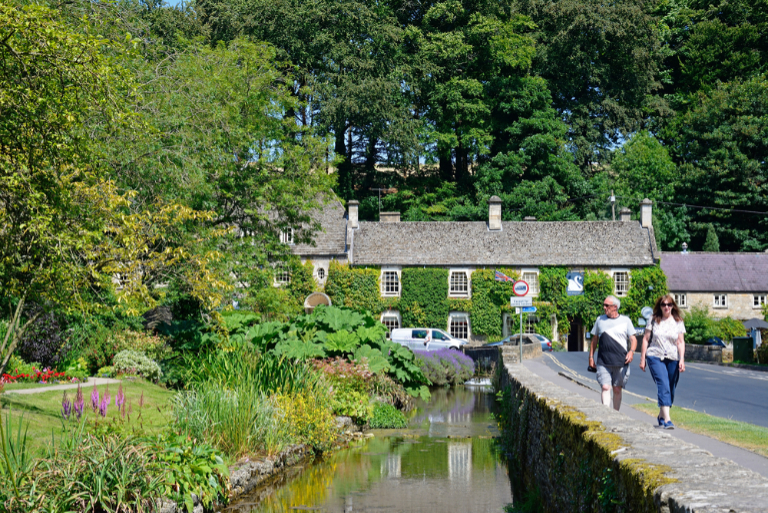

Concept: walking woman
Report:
left=640, top=295, right=686, bottom=429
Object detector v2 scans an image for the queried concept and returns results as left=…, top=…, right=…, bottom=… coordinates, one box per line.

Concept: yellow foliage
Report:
left=272, top=391, right=338, bottom=452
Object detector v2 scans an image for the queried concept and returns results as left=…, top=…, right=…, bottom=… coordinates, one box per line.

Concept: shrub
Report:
left=110, top=330, right=170, bottom=361
left=683, top=306, right=717, bottom=344
left=715, top=317, right=747, bottom=341
left=273, top=391, right=338, bottom=452
left=112, top=351, right=162, bottom=381
left=369, top=403, right=408, bottom=429
left=757, top=342, right=768, bottom=365
left=413, top=349, right=475, bottom=386
left=64, top=357, right=90, bottom=380
left=16, top=306, right=68, bottom=368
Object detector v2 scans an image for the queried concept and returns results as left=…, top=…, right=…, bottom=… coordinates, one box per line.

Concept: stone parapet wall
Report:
left=497, top=359, right=768, bottom=512
left=684, top=343, right=723, bottom=363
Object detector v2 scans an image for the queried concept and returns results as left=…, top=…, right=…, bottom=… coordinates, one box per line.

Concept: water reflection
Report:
left=225, top=387, right=511, bottom=513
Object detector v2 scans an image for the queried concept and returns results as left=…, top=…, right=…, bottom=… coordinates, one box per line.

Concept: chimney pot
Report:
left=489, top=196, right=502, bottom=230
left=619, top=207, right=631, bottom=222
left=348, top=200, right=359, bottom=229
left=640, top=198, right=652, bottom=228
left=379, top=212, right=400, bottom=223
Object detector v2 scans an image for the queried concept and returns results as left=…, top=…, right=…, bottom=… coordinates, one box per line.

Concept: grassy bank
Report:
left=633, top=401, right=768, bottom=458
left=1, top=379, right=174, bottom=453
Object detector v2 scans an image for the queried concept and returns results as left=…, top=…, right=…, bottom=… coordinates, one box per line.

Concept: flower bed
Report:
left=413, top=349, right=475, bottom=386
left=1, top=367, right=78, bottom=384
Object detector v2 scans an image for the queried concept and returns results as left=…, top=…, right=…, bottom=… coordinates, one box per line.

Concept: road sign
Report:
left=510, top=297, right=533, bottom=307
left=513, top=280, right=529, bottom=296
left=521, top=306, right=537, bottom=313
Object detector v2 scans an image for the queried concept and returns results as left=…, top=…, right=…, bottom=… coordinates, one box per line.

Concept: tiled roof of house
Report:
left=661, top=252, right=768, bottom=292
left=351, top=221, right=656, bottom=267
left=290, top=198, right=348, bottom=256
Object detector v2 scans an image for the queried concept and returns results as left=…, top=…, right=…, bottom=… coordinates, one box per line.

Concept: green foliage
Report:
left=112, top=350, right=163, bottom=381
left=468, top=269, right=517, bottom=337
left=684, top=307, right=718, bottom=344
left=400, top=268, right=449, bottom=329
left=325, top=261, right=397, bottom=313
left=715, top=317, right=747, bottom=341
left=152, top=433, right=230, bottom=513
left=368, top=403, right=408, bottom=429
left=622, top=266, right=669, bottom=323
left=328, top=377, right=374, bottom=423
left=273, top=391, right=338, bottom=452
left=703, top=224, right=720, bottom=252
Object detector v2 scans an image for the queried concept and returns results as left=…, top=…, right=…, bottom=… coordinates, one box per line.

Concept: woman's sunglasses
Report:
left=660, top=302, right=674, bottom=307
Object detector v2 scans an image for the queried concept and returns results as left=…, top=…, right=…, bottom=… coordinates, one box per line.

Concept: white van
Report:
left=390, top=328, right=467, bottom=351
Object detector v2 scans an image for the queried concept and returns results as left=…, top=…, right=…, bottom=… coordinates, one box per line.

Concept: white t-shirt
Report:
left=645, top=316, right=686, bottom=360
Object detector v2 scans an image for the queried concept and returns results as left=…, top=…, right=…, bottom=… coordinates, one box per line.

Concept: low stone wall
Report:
left=497, top=359, right=768, bottom=512
left=685, top=343, right=722, bottom=363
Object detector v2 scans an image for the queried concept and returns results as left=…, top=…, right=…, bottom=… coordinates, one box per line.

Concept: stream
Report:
left=223, top=386, right=513, bottom=513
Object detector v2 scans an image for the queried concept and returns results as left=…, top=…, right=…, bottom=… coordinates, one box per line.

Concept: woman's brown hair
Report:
left=651, top=295, right=682, bottom=324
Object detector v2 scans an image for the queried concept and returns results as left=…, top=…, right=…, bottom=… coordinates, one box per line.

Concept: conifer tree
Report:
left=703, top=224, right=720, bottom=252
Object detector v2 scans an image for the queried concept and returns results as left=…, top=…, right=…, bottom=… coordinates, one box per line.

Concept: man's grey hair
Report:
left=606, top=295, right=620, bottom=309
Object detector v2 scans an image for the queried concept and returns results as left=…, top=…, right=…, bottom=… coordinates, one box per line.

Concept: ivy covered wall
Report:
left=321, top=263, right=669, bottom=342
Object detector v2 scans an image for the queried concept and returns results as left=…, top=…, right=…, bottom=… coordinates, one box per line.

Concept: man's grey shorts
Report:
left=596, top=364, right=630, bottom=388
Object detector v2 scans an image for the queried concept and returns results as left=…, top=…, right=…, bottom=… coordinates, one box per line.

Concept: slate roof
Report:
left=290, top=198, right=348, bottom=256
left=661, top=252, right=768, bottom=292
left=351, top=221, right=656, bottom=267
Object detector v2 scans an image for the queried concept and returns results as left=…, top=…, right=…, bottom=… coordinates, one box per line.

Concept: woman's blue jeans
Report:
left=646, top=356, right=680, bottom=407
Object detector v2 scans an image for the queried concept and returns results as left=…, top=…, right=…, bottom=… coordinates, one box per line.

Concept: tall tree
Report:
left=515, top=0, right=664, bottom=172
left=703, top=224, right=720, bottom=252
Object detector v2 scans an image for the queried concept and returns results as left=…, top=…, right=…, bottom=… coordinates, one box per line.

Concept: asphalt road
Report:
left=542, top=351, right=768, bottom=428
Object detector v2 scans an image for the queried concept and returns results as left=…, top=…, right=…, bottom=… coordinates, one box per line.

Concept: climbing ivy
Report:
left=287, top=260, right=316, bottom=303
left=323, top=263, right=667, bottom=342
left=400, top=268, right=449, bottom=329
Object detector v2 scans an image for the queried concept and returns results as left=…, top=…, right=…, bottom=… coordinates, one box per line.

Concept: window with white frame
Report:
left=613, top=271, right=630, bottom=297
left=380, top=268, right=400, bottom=297
left=279, top=228, right=294, bottom=245
left=522, top=270, right=539, bottom=295
left=713, top=294, right=727, bottom=308
left=274, top=264, right=290, bottom=285
left=449, top=270, right=470, bottom=297
left=381, top=311, right=401, bottom=336
left=754, top=295, right=766, bottom=308
left=449, top=312, right=470, bottom=340
left=674, top=293, right=687, bottom=308
left=316, top=267, right=325, bottom=280
left=525, top=315, right=539, bottom=334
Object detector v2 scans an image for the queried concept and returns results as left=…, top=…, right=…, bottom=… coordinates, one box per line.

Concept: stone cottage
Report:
left=288, top=194, right=660, bottom=349
left=660, top=252, right=768, bottom=320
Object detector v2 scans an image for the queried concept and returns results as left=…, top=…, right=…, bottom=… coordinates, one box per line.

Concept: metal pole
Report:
left=519, top=309, right=523, bottom=363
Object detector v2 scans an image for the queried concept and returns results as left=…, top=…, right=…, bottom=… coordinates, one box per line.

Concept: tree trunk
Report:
left=335, top=122, right=353, bottom=200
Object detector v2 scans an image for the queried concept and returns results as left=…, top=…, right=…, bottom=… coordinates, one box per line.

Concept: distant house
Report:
left=286, top=193, right=660, bottom=349
left=660, top=252, right=768, bottom=320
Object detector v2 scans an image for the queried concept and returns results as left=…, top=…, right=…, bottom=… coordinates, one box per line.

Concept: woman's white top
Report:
left=645, top=316, right=686, bottom=360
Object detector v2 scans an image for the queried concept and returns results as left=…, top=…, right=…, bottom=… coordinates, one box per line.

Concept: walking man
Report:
left=589, top=295, right=637, bottom=411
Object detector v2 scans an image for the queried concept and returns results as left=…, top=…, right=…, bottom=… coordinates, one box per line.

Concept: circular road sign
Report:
left=513, top=280, right=529, bottom=297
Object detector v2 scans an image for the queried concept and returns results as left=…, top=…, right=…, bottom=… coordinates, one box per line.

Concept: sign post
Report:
left=512, top=281, right=529, bottom=363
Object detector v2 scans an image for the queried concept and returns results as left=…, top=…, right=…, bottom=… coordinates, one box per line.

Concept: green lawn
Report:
left=633, top=401, right=768, bottom=458
left=1, top=379, right=176, bottom=454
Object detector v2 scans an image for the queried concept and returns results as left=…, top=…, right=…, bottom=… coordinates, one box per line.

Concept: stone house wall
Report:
left=682, top=292, right=765, bottom=320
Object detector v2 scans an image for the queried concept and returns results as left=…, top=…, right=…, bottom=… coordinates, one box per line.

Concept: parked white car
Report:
left=390, top=328, right=467, bottom=351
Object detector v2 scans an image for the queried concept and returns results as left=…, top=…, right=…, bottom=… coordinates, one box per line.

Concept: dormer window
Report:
left=449, top=270, right=470, bottom=298
left=280, top=228, right=294, bottom=245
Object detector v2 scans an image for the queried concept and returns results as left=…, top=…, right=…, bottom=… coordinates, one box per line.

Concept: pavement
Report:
left=544, top=350, right=768, bottom=427
left=522, top=353, right=768, bottom=478
left=2, top=377, right=122, bottom=395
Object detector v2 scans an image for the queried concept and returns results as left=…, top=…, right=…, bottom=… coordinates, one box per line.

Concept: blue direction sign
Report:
left=521, top=306, right=537, bottom=313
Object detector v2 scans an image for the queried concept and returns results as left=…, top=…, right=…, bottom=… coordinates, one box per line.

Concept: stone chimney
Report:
left=619, top=207, right=631, bottom=222
left=640, top=198, right=652, bottom=228
left=489, top=196, right=502, bottom=230
left=380, top=212, right=400, bottom=223
left=523, top=216, right=537, bottom=222
left=348, top=200, right=359, bottom=229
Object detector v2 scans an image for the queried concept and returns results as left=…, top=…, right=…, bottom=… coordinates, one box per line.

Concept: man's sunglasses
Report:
left=602, top=303, right=615, bottom=307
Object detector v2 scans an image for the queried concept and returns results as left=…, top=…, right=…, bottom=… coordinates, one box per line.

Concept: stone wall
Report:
left=684, top=343, right=722, bottom=363
left=497, top=359, right=768, bottom=512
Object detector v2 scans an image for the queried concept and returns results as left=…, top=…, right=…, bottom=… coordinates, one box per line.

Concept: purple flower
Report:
left=90, top=383, right=99, bottom=413
left=104, top=385, right=111, bottom=406
left=61, top=392, right=72, bottom=420
left=74, top=384, right=84, bottom=420
left=99, top=394, right=109, bottom=418
left=115, top=384, right=125, bottom=411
